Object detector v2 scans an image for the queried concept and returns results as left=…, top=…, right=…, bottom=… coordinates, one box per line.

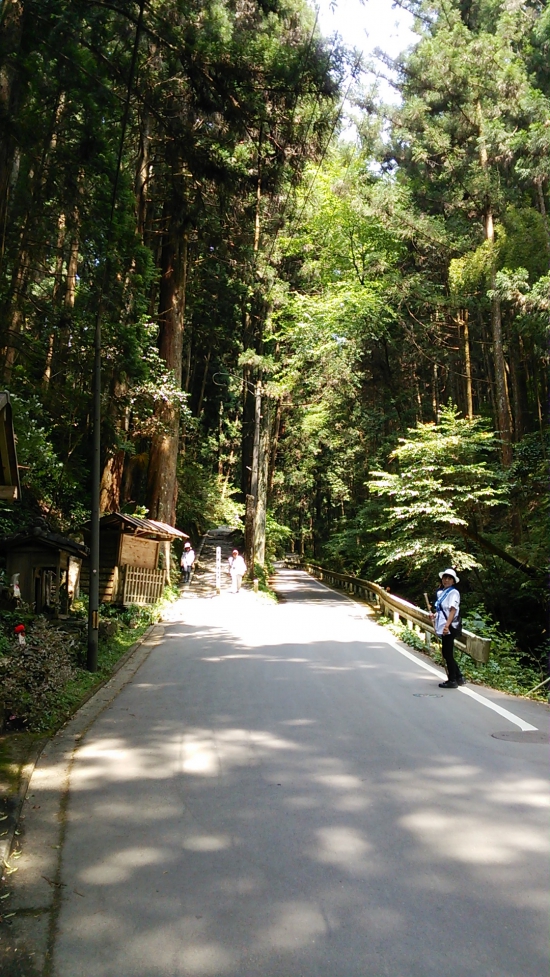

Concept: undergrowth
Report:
left=377, top=610, right=546, bottom=700
left=251, top=562, right=277, bottom=600
left=0, top=586, right=178, bottom=736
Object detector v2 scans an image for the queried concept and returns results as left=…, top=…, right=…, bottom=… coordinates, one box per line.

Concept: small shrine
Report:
left=81, top=512, right=188, bottom=605
left=0, top=521, right=88, bottom=614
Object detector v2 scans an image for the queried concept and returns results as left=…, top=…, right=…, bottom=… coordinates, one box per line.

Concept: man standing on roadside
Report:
left=431, top=568, right=465, bottom=689
left=180, top=541, right=195, bottom=584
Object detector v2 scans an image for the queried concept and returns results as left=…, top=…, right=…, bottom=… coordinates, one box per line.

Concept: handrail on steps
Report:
left=301, top=562, right=491, bottom=664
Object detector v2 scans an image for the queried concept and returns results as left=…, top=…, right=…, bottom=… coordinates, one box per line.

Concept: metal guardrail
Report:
left=302, top=562, right=491, bottom=664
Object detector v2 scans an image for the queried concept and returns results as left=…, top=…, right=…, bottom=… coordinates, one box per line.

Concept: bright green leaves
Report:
left=367, top=404, right=507, bottom=573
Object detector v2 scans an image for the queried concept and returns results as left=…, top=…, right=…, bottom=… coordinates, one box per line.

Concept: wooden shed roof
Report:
left=94, top=512, right=188, bottom=541
left=0, top=525, right=88, bottom=558
left=0, top=391, right=21, bottom=501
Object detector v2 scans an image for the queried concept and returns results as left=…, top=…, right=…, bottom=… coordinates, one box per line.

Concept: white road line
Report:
left=295, top=570, right=539, bottom=734
left=458, top=687, right=538, bottom=732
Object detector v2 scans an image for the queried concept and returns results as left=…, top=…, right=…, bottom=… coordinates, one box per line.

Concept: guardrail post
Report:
left=393, top=610, right=400, bottom=625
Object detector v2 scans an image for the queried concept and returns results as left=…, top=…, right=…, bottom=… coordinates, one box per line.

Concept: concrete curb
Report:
left=0, top=622, right=162, bottom=875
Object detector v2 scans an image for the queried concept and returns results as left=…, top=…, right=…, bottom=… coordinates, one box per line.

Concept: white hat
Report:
left=439, top=568, right=459, bottom=583
left=184, top=542, right=191, bottom=548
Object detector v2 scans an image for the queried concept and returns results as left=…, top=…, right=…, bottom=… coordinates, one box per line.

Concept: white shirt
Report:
left=229, top=555, right=246, bottom=575
left=181, top=548, right=195, bottom=568
left=434, top=586, right=460, bottom=635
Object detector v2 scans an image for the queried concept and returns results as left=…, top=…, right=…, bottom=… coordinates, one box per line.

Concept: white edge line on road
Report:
left=299, top=570, right=539, bottom=733
left=457, top=687, right=538, bottom=732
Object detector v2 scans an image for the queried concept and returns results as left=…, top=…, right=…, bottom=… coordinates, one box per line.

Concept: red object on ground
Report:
left=14, top=624, right=26, bottom=634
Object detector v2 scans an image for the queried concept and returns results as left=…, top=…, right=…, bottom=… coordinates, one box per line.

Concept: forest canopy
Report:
left=0, top=0, right=547, bottom=660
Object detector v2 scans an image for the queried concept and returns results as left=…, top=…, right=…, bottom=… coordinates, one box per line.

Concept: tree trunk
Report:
left=244, top=494, right=255, bottom=570
left=477, top=101, right=513, bottom=464
left=431, top=361, right=439, bottom=421
left=267, top=398, right=282, bottom=497
left=147, top=204, right=188, bottom=528
left=534, top=176, right=550, bottom=267
left=458, top=524, right=540, bottom=579
left=483, top=210, right=513, bottom=464
left=99, top=450, right=125, bottom=514
left=196, top=348, right=211, bottom=417
left=64, top=227, right=79, bottom=309
left=135, top=107, right=151, bottom=240
left=0, top=0, right=24, bottom=261
left=254, top=394, right=270, bottom=566
left=460, top=309, right=474, bottom=419
left=2, top=244, right=30, bottom=380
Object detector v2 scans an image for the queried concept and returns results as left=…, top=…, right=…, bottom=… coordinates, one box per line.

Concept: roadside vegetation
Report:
left=377, top=611, right=546, bottom=702
left=0, top=590, right=179, bottom=735
left=0, top=588, right=178, bottom=800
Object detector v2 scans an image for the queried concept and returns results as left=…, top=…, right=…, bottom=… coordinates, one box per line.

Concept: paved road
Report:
left=23, top=570, right=550, bottom=975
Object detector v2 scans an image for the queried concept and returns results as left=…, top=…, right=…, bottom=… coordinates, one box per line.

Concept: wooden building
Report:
left=81, top=513, right=188, bottom=605
left=0, top=391, right=21, bottom=501
left=0, top=523, right=88, bottom=614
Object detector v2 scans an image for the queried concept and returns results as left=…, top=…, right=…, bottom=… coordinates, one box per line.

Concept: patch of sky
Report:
left=313, top=0, right=418, bottom=139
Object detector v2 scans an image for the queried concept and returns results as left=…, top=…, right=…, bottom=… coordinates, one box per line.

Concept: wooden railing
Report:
left=122, top=566, right=165, bottom=606
left=301, top=563, right=491, bottom=664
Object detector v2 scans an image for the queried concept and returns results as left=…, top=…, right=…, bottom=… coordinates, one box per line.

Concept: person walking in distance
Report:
left=180, top=541, right=195, bottom=584
left=228, top=549, right=246, bottom=593
left=431, top=568, right=465, bottom=689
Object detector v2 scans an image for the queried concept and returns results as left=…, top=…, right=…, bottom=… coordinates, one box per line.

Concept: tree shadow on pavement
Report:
left=42, top=618, right=549, bottom=977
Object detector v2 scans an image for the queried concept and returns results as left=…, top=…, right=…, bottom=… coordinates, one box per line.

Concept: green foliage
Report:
left=367, top=403, right=506, bottom=576
left=265, top=511, right=292, bottom=561
left=0, top=0, right=547, bottom=675
left=0, top=582, right=180, bottom=733
left=457, top=604, right=545, bottom=696
left=177, top=462, right=244, bottom=537
left=251, top=562, right=276, bottom=599
left=0, top=618, right=78, bottom=730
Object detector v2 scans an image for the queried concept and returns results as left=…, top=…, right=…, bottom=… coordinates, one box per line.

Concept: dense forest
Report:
left=0, top=0, right=548, bottom=662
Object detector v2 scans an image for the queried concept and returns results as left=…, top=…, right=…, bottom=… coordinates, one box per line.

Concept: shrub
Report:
left=0, top=618, right=80, bottom=729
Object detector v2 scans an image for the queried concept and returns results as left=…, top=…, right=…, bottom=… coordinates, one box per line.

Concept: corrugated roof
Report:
left=98, top=512, right=188, bottom=540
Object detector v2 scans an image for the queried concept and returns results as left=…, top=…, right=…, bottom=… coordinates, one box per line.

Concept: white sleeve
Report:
left=448, top=591, right=460, bottom=611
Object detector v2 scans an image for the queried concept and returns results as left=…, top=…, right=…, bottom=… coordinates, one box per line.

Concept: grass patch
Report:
left=37, top=619, right=152, bottom=734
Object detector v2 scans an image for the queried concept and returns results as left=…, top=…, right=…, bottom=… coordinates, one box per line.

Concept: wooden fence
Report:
left=122, top=566, right=165, bottom=606
left=302, top=563, right=491, bottom=664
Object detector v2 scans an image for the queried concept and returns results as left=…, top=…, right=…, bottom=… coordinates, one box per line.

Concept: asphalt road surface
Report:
left=31, top=570, right=550, bottom=975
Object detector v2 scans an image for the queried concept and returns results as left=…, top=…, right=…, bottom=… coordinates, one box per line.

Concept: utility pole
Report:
left=86, top=0, right=145, bottom=671
left=87, top=305, right=101, bottom=671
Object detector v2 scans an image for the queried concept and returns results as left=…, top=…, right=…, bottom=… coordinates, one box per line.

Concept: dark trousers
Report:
left=441, top=632, right=462, bottom=682
left=182, top=567, right=191, bottom=583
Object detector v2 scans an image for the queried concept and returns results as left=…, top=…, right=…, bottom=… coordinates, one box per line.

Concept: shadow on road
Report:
left=45, top=610, right=548, bottom=977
